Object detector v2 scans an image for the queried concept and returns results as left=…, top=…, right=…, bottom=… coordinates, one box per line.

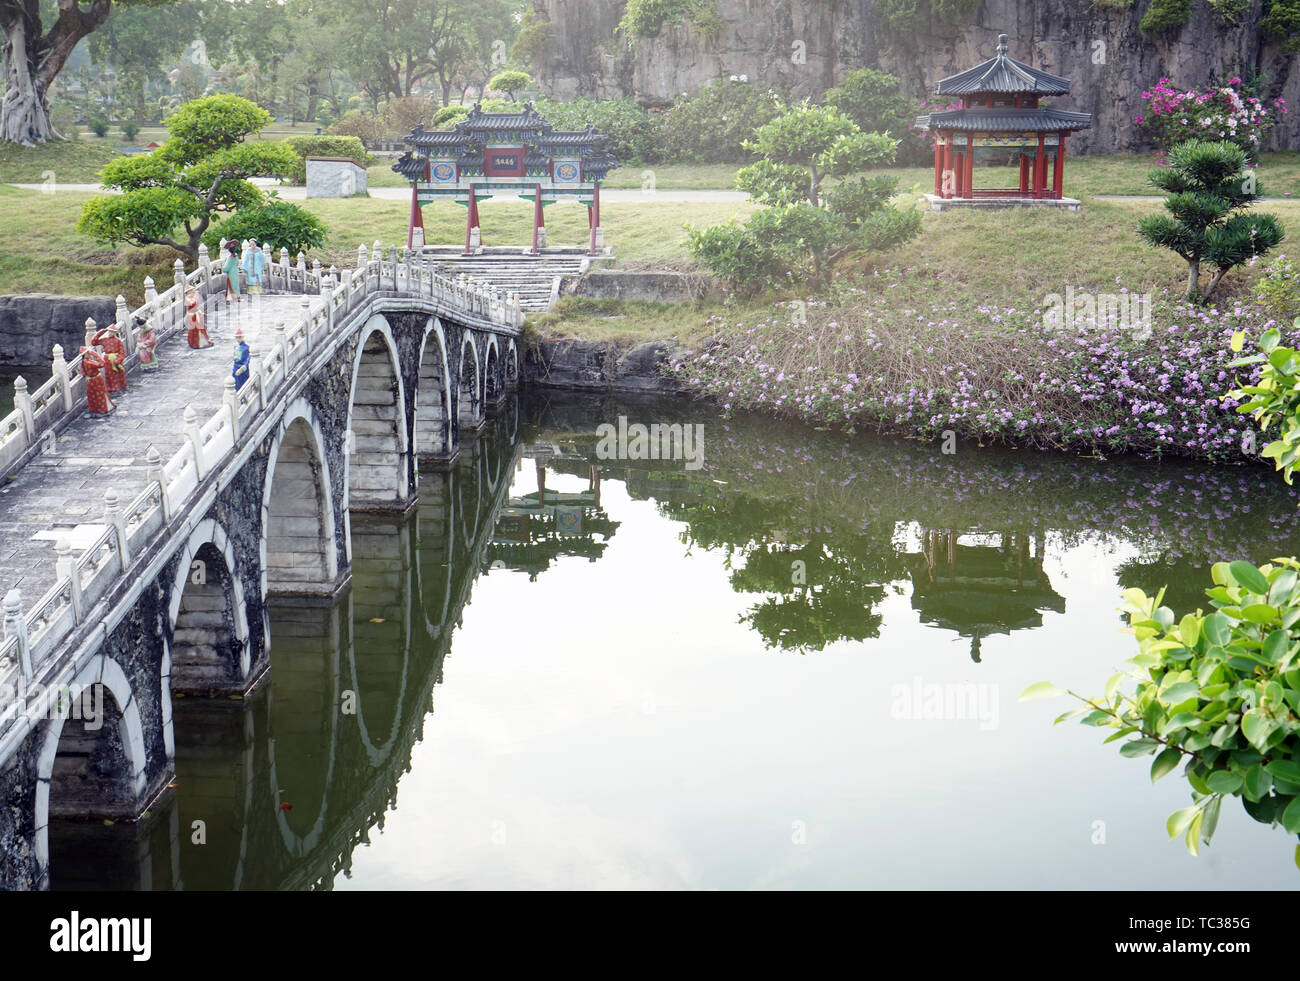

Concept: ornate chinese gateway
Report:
left=394, top=103, right=620, bottom=255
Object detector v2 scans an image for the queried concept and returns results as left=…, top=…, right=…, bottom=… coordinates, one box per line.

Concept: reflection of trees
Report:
left=659, top=495, right=903, bottom=653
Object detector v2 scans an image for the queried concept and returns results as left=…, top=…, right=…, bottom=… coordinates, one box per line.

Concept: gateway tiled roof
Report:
left=934, top=34, right=1073, bottom=96
left=915, top=107, right=1093, bottom=132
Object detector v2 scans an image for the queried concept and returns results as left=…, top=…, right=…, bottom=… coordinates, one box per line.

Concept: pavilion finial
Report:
left=997, top=33, right=1008, bottom=56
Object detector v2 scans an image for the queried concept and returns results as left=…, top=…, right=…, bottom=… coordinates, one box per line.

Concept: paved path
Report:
left=7, top=182, right=750, bottom=203
left=0, top=293, right=302, bottom=605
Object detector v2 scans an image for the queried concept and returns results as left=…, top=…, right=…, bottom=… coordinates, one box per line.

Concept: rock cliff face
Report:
left=529, top=0, right=1299, bottom=154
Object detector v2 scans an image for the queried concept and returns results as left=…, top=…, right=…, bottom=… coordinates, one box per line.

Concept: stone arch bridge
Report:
left=0, top=244, right=523, bottom=889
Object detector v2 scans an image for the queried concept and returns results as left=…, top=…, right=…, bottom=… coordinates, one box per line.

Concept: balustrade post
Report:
left=297, top=252, right=307, bottom=283
left=301, top=298, right=313, bottom=354
left=223, top=377, right=240, bottom=441
left=321, top=283, right=334, bottom=331
left=3, top=589, right=32, bottom=680
left=198, top=242, right=211, bottom=290
left=52, top=344, right=72, bottom=411
left=146, top=444, right=169, bottom=521
left=55, top=537, right=83, bottom=624
left=103, top=487, right=130, bottom=567
left=275, top=323, right=288, bottom=377
left=84, top=317, right=97, bottom=349
left=184, top=405, right=206, bottom=479
left=173, top=258, right=185, bottom=290
left=329, top=265, right=339, bottom=289
left=12, top=376, right=34, bottom=441
left=144, top=275, right=158, bottom=308
left=280, top=246, right=291, bottom=274
left=313, top=258, right=322, bottom=290
left=358, top=243, right=368, bottom=269
left=114, top=294, right=134, bottom=356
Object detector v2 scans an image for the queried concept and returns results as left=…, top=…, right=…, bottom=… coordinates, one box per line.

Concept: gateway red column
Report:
left=1033, top=133, right=1046, bottom=199
left=963, top=137, right=974, bottom=198
left=408, top=183, right=424, bottom=250
left=933, top=138, right=943, bottom=196
left=531, top=183, right=544, bottom=254
left=1019, top=154, right=1030, bottom=195
left=942, top=135, right=954, bottom=199
left=464, top=185, right=479, bottom=255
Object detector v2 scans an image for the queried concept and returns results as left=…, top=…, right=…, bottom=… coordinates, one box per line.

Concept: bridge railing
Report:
left=0, top=241, right=522, bottom=713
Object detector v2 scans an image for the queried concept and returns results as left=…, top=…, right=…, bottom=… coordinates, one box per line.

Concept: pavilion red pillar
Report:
left=963, top=137, right=974, bottom=198
left=1018, top=154, right=1030, bottom=196
left=933, top=138, right=943, bottom=196
left=1033, top=133, right=1046, bottom=199
left=588, top=182, right=600, bottom=255
left=531, top=183, right=544, bottom=254
left=1052, top=135, right=1067, bottom=199
left=942, top=135, right=954, bottom=199
left=408, top=184, right=424, bottom=251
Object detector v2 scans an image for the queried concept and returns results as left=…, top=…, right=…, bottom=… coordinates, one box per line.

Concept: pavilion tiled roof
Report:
left=914, top=107, right=1093, bottom=132
left=933, top=34, right=1072, bottom=96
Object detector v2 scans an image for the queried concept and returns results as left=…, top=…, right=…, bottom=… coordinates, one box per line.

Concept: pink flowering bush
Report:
left=1136, top=77, right=1286, bottom=161
left=668, top=268, right=1297, bottom=462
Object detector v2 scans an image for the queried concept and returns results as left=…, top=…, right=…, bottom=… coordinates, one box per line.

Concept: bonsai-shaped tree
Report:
left=688, top=103, right=921, bottom=291
left=487, top=70, right=531, bottom=103
left=77, top=94, right=299, bottom=262
left=1137, top=139, right=1285, bottom=303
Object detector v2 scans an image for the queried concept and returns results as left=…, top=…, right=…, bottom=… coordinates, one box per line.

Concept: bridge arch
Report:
left=414, top=318, right=453, bottom=462
left=346, top=316, right=411, bottom=511
left=35, top=654, right=148, bottom=886
left=505, top=339, right=519, bottom=391
left=166, top=518, right=250, bottom=693
left=484, top=336, right=502, bottom=407
left=457, top=336, right=483, bottom=431
left=261, top=398, right=339, bottom=598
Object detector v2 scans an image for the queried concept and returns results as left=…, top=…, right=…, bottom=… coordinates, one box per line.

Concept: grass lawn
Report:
left=0, top=140, right=122, bottom=184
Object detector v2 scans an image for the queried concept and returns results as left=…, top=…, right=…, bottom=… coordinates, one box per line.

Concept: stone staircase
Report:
left=419, top=247, right=594, bottom=312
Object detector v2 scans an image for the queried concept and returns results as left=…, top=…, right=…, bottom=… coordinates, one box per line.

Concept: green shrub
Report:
left=1263, top=0, right=1300, bottom=52
left=202, top=199, right=328, bottom=256
left=487, top=70, right=531, bottom=101
left=89, top=118, right=109, bottom=138
left=535, top=97, right=657, bottom=162
left=618, top=0, right=721, bottom=41
left=656, top=79, right=783, bottom=164
left=432, top=105, right=470, bottom=127
left=823, top=67, right=927, bottom=165
left=283, top=135, right=368, bottom=185
left=120, top=120, right=139, bottom=142
left=1140, top=0, right=1193, bottom=35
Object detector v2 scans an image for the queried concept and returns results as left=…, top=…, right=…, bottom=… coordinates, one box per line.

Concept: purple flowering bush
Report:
left=668, top=267, right=1298, bottom=462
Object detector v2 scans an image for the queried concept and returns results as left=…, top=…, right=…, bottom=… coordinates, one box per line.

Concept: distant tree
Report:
left=487, top=70, right=530, bottom=102
left=1137, top=139, right=1285, bottom=302
left=0, top=0, right=178, bottom=145
left=77, top=95, right=298, bottom=261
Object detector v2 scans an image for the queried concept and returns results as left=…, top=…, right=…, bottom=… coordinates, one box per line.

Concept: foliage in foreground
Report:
left=1021, top=320, right=1300, bottom=864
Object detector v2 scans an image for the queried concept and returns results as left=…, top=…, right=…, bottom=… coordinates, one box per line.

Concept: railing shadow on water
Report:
left=0, top=242, right=524, bottom=758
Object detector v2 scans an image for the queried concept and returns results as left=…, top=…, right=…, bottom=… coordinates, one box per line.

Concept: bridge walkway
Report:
left=0, top=293, right=303, bottom=606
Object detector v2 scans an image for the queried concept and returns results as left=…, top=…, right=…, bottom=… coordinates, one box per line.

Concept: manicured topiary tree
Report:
left=77, top=95, right=298, bottom=263
left=1137, top=139, right=1285, bottom=303
left=487, top=70, right=531, bottom=103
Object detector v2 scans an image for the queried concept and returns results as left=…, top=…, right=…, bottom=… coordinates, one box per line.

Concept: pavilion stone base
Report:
left=921, top=193, right=1082, bottom=213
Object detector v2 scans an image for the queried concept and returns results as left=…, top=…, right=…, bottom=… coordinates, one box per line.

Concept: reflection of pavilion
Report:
left=487, top=457, right=619, bottom=579
left=906, top=530, right=1064, bottom=662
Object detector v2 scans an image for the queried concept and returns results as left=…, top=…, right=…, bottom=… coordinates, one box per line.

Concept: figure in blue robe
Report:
left=242, top=238, right=268, bottom=295
left=232, top=328, right=251, bottom=391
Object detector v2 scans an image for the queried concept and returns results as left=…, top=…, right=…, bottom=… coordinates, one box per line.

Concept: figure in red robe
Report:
left=80, top=346, right=115, bottom=415
left=93, top=322, right=127, bottom=392
left=185, top=287, right=212, bottom=349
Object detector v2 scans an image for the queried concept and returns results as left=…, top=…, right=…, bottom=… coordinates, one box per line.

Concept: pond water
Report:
left=50, top=391, right=1300, bottom=889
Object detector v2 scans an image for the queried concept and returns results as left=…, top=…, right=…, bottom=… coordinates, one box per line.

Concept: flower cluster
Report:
left=667, top=269, right=1296, bottom=463
left=1136, top=77, right=1285, bottom=161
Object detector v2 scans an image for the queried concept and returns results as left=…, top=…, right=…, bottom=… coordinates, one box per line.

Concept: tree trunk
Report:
left=1, top=0, right=112, bottom=146
left=1185, top=257, right=1200, bottom=301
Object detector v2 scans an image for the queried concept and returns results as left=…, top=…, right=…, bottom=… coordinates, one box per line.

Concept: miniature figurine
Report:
left=135, top=315, right=159, bottom=371
left=243, top=237, right=266, bottom=296
left=80, top=346, right=115, bottom=415
left=185, top=286, right=213, bottom=349
left=222, top=242, right=242, bottom=302
left=92, top=321, right=127, bottom=393
left=232, top=327, right=251, bottom=391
